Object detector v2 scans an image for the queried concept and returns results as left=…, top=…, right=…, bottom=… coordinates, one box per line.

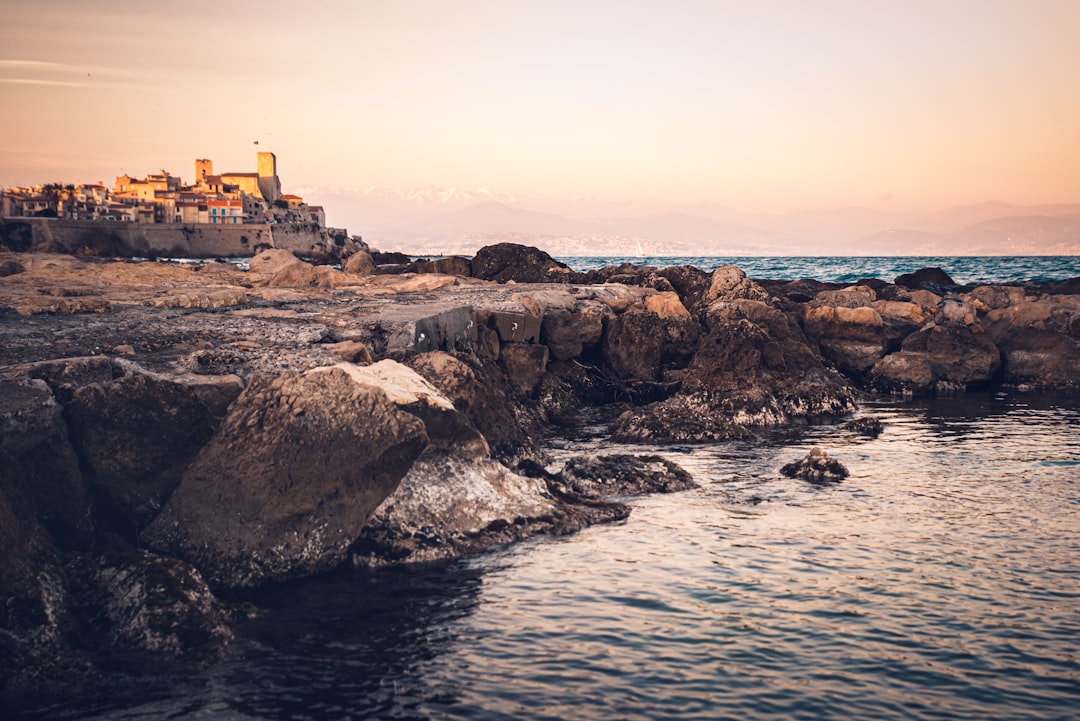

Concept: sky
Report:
left=2, top=0, right=1079, bottom=213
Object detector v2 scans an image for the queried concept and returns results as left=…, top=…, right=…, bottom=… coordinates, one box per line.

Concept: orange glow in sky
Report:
left=2, top=1, right=1079, bottom=213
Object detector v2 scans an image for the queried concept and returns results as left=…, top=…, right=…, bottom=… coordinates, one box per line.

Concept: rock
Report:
left=894, top=267, right=956, bottom=292
left=343, top=250, right=375, bottom=275
left=965, top=284, right=1027, bottom=313
left=314, top=361, right=489, bottom=457
left=326, top=340, right=373, bottom=364
left=601, top=307, right=666, bottom=382
left=499, top=342, right=550, bottom=395
left=471, top=243, right=576, bottom=284
left=558, top=454, right=696, bottom=497
left=67, top=546, right=233, bottom=667
left=980, top=296, right=1080, bottom=389
left=610, top=394, right=753, bottom=444
left=870, top=319, right=1001, bottom=394
left=844, top=416, right=884, bottom=437
left=702, top=264, right=771, bottom=306
left=408, top=352, right=540, bottom=463
left=540, top=309, right=585, bottom=361
left=0, top=258, right=26, bottom=276
left=682, top=302, right=857, bottom=425
left=247, top=248, right=300, bottom=274
left=0, top=377, right=91, bottom=535
left=802, top=300, right=888, bottom=374
left=780, top=447, right=849, bottom=483
left=142, top=366, right=430, bottom=589
left=351, top=451, right=568, bottom=568
left=657, top=265, right=712, bottom=313
left=409, top=256, right=472, bottom=276
left=64, top=371, right=243, bottom=534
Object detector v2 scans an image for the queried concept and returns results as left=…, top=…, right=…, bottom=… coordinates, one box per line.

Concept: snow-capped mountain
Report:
left=300, top=185, right=1080, bottom=257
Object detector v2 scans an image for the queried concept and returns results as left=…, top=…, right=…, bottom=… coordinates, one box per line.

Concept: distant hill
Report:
left=302, top=186, right=1080, bottom=256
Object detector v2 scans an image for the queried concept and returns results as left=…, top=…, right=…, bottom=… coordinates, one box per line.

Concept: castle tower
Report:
left=257, top=151, right=281, bottom=203
left=194, top=158, right=213, bottom=185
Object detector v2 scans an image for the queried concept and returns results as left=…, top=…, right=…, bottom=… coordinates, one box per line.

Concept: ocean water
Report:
left=19, top=390, right=1080, bottom=720
left=557, top=255, right=1080, bottom=285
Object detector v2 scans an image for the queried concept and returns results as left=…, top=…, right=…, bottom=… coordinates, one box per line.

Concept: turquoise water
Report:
left=558, top=256, right=1080, bottom=285
left=24, top=391, right=1080, bottom=720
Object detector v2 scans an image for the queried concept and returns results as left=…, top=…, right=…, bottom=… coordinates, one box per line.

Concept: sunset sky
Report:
left=2, top=0, right=1079, bottom=213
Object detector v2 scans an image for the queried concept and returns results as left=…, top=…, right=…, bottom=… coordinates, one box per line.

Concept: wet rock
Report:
left=142, top=365, right=430, bottom=589
left=471, top=243, right=576, bottom=284
left=780, top=447, right=849, bottom=483
left=67, top=547, right=232, bottom=667
left=683, top=301, right=857, bottom=425
left=894, top=267, right=956, bottom=293
left=610, top=394, right=753, bottom=444
left=844, top=416, right=884, bottom=437
left=352, top=451, right=570, bottom=567
left=558, top=454, right=696, bottom=497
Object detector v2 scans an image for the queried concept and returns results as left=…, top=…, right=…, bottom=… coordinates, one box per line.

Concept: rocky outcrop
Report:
left=612, top=267, right=858, bottom=442
left=894, top=267, right=956, bottom=293
left=142, top=364, right=432, bottom=589
left=471, top=242, right=577, bottom=284
left=870, top=298, right=1001, bottom=394
left=342, top=249, right=376, bottom=275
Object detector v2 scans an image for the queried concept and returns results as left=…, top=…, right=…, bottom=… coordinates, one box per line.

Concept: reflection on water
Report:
left=19, top=391, right=1080, bottom=720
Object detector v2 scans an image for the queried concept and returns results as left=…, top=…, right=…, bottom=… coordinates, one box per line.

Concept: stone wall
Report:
left=0, top=217, right=350, bottom=260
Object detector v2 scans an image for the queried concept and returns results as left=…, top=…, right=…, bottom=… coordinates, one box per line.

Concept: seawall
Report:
left=0, top=217, right=352, bottom=259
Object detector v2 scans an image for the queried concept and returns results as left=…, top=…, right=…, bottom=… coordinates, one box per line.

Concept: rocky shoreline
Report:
left=2, top=242, right=1078, bottom=704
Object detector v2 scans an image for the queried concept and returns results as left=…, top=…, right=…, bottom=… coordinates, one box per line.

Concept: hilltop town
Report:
left=1, top=151, right=328, bottom=229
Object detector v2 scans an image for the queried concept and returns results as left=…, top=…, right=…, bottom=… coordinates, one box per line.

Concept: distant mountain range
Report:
left=301, top=186, right=1080, bottom=256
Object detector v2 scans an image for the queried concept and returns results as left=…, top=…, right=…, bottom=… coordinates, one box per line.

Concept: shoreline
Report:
left=2, top=242, right=1078, bottom=703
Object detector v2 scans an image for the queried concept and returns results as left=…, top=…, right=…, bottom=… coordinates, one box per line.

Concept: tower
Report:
left=194, top=158, right=213, bottom=185
left=256, top=151, right=281, bottom=203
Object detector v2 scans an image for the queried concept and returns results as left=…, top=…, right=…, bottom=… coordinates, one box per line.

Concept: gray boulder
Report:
left=142, top=365, right=431, bottom=588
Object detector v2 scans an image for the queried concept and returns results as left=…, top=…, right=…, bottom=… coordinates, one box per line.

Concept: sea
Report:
left=11, top=256, right=1080, bottom=721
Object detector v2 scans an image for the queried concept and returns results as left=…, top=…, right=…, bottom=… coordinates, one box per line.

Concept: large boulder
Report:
left=801, top=287, right=889, bottom=374
left=894, top=267, right=956, bottom=292
left=471, top=243, right=576, bottom=284
left=142, top=365, right=431, bottom=589
left=64, top=371, right=243, bottom=534
left=408, top=352, right=541, bottom=463
left=981, top=295, right=1080, bottom=389
left=870, top=298, right=1001, bottom=394
left=342, top=250, right=375, bottom=276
